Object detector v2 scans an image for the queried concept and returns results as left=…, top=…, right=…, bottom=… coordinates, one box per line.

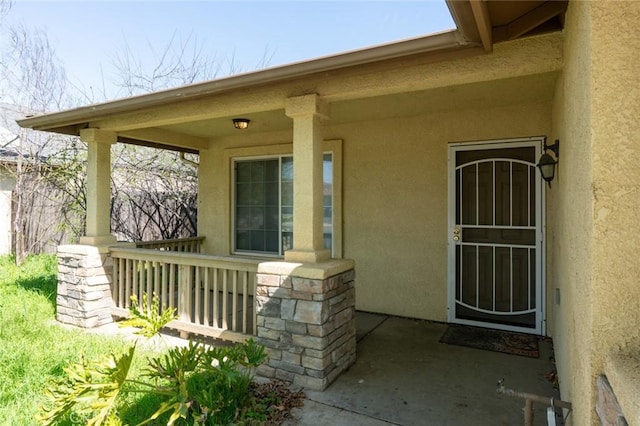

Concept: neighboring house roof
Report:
left=0, top=125, right=21, bottom=164
left=17, top=0, right=567, bottom=149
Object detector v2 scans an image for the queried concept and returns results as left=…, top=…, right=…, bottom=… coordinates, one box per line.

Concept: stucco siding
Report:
left=590, top=1, right=640, bottom=424
left=549, top=1, right=594, bottom=424
left=551, top=1, right=640, bottom=424
left=193, top=32, right=560, bottom=324
left=590, top=0, right=640, bottom=360
left=338, top=103, right=551, bottom=320
left=198, top=97, right=552, bottom=322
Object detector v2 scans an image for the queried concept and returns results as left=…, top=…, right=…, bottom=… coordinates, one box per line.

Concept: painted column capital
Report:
left=79, top=128, right=117, bottom=145
left=285, top=94, right=330, bottom=120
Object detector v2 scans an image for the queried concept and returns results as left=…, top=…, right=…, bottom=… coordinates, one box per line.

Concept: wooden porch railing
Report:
left=134, top=236, right=205, bottom=253
left=110, top=246, right=258, bottom=342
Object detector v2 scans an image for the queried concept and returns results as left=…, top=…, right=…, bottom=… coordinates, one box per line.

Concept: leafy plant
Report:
left=119, top=293, right=177, bottom=337
left=38, top=292, right=268, bottom=426
left=38, top=346, right=136, bottom=425
left=142, top=338, right=267, bottom=425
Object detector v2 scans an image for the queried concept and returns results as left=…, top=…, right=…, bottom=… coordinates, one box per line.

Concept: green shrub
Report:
left=38, top=293, right=268, bottom=426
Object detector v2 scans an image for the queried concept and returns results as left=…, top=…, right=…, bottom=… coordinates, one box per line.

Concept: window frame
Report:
left=227, top=139, right=342, bottom=259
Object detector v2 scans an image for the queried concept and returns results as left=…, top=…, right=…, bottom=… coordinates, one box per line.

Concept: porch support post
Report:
left=255, top=260, right=356, bottom=390
left=284, top=94, right=330, bottom=263
left=79, top=128, right=117, bottom=246
left=54, top=128, right=117, bottom=329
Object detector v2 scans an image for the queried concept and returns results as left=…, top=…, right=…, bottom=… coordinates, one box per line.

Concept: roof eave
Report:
left=17, top=30, right=470, bottom=134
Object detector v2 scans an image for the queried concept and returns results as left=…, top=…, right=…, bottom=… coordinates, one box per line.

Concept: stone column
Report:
left=284, top=94, right=330, bottom=264
left=255, top=260, right=356, bottom=390
left=79, top=128, right=117, bottom=246
left=56, top=244, right=114, bottom=328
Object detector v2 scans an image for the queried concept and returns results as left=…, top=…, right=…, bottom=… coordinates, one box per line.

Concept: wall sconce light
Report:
left=232, top=118, right=250, bottom=130
left=537, top=139, right=559, bottom=187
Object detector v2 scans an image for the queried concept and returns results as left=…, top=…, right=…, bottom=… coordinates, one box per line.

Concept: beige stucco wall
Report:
left=337, top=103, right=552, bottom=320
left=551, top=1, right=640, bottom=424
left=199, top=97, right=552, bottom=321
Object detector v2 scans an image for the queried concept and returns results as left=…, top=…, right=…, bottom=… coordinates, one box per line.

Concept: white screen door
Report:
left=447, top=138, right=544, bottom=334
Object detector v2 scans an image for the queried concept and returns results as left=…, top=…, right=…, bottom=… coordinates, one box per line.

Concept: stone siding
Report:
left=56, top=245, right=114, bottom=328
left=255, top=268, right=356, bottom=390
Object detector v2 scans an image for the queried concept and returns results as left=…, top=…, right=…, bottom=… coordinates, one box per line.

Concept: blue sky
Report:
left=3, top=1, right=455, bottom=100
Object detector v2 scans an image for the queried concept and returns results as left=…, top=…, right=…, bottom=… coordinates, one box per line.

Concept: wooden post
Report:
left=496, top=379, right=572, bottom=426
left=178, top=264, right=192, bottom=339
left=524, top=399, right=534, bottom=426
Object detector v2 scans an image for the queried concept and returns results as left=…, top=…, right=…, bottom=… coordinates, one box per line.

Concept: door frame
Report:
left=446, top=136, right=546, bottom=335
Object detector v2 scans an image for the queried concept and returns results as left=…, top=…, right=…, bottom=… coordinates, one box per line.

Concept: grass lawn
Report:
left=0, top=254, right=303, bottom=426
left=0, top=254, right=162, bottom=425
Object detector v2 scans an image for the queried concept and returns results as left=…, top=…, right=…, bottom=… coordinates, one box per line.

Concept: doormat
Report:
left=439, top=325, right=540, bottom=358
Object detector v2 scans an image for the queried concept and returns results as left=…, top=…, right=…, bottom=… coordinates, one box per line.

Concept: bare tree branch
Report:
left=0, top=0, right=12, bottom=21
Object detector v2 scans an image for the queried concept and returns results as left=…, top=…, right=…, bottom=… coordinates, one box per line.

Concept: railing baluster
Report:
left=117, top=258, right=124, bottom=307
left=194, top=266, right=201, bottom=325
left=222, top=271, right=228, bottom=330
left=134, top=260, right=141, bottom=304
left=232, top=270, right=238, bottom=332
left=178, top=265, right=192, bottom=340
left=133, top=260, right=141, bottom=306
left=146, top=260, right=153, bottom=310
left=212, top=268, right=219, bottom=328
left=162, top=262, right=169, bottom=310
left=112, top=259, right=118, bottom=303
left=125, top=259, right=132, bottom=308
left=153, top=261, right=160, bottom=300
left=137, top=260, right=143, bottom=305
left=169, top=263, right=176, bottom=309
left=252, top=273, right=258, bottom=336
left=203, top=267, right=210, bottom=326
left=242, top=271, right=248, bottom=334
left=178, top=265, right=191, bottom=323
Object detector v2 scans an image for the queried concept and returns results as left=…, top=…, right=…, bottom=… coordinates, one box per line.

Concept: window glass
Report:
left=235, top=158, right=279, bottom=253
left=323, top=153, right=333, bottom=252
left=234, top=154, right=333, bottom=256
left=281, top=157, right=294, bottom=252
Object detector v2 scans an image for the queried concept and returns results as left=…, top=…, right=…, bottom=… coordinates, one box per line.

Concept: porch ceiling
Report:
left=155, top=71, right=558, bottom=140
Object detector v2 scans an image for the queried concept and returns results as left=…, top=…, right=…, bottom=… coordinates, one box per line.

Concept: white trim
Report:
left=447, top=136, right=545, bottom=335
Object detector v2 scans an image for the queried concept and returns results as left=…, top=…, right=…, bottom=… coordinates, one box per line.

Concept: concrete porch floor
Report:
left=285, top=312, right=563, bottom=426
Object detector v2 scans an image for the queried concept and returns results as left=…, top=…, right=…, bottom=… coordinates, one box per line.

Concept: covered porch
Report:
left=287, top=312, right=563, bottom=425
left=16, top=1, right=640, bottom=423
left=87, top=308, right=563, bottom=425
left=56, top=232, right=356, bottom=391
left=28, top=25, right=563, bottom=391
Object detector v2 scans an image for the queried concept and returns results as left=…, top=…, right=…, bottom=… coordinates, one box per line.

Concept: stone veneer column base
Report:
left=255, top=259, right=356, bottom=391
left=56, top=244, right=114, bottom=328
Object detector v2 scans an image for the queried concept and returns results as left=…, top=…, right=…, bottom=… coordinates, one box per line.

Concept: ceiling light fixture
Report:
left=232, top=118, right=250, bottom=130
